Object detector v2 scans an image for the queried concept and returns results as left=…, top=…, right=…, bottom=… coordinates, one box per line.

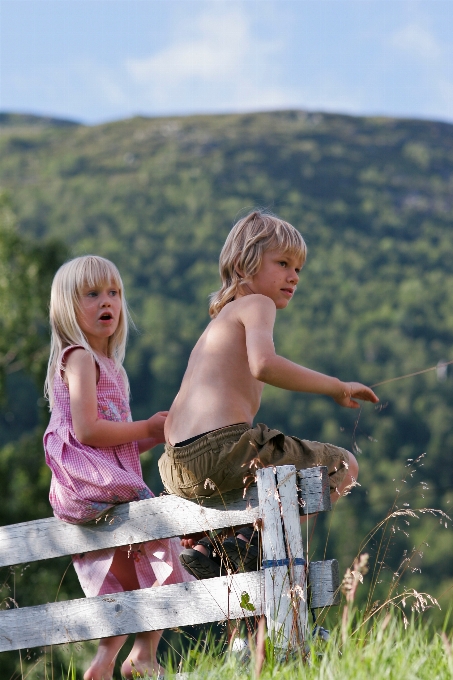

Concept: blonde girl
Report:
left=44, top=256, right=192, bottom=680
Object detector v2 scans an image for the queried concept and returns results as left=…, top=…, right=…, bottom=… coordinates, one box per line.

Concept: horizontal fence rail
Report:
left=0, top=488, right=259, bottom=568
left=0, top=572, right=263, bottom=652
left=0, top=468, right=331, bottom=568
left=0, top=562, right=338, bottom=652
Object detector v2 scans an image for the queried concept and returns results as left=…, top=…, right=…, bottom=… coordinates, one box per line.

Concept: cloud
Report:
left=127, top=8, right=250, bottom=83
left=391, top=23, right=442, bottom=62
left=72, top=59, right=130, bottom=107
left=124, top=4, right=287, bottom=112
left=388, top=21, right=453, bottom=120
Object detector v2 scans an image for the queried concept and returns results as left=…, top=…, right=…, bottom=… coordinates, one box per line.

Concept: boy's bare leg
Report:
left=181, top=529, right=236, bottom=556
left=331, top=450, right=359, bottom=504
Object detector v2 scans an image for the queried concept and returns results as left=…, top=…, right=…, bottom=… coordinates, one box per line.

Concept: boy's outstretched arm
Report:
left=240, top=295, right=378, bottom=408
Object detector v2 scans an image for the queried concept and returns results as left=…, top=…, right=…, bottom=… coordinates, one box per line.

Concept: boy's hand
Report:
left=146, top=411, right=168, bottom=444
left=333, top=382, right=379, bottom=409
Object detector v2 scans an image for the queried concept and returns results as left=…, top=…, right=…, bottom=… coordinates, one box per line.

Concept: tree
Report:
left=0, top=192, right=68, bottom=399
left=0, top=194, right=70, bottom=676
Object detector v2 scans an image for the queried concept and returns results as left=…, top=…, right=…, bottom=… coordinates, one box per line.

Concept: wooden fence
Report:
left=0, top=465, right=339, bottom=654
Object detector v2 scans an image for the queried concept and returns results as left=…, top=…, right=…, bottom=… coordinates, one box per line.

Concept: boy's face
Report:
left=246, top=248, right=302, bottom=309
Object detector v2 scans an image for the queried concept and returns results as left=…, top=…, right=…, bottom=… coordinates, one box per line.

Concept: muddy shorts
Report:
left=158, top=422, right=350, bottom=500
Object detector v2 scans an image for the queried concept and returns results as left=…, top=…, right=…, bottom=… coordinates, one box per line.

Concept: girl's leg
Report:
left=120, top=630, right=163, bottom=679
left=84, top=548, right=141, bottom=680
left=83, top=635, right=128, bottom=680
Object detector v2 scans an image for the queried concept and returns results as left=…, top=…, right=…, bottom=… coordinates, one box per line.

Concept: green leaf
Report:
left=240, top=591, right=256, bottom=611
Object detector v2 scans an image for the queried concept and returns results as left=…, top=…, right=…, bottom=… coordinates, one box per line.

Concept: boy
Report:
left=159, top=210, right=378, bottom=578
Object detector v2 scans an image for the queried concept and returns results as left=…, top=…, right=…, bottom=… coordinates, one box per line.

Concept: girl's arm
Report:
left=65, top=349, right=165, bottom=447
left=137, top=411, right=168, bottom=453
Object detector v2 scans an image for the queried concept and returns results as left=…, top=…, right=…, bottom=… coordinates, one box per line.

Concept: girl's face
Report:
left=76, top=279, right=122, bottom=353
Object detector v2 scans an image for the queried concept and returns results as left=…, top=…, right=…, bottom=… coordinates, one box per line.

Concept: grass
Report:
left=3, top=455, right=451, bottom=679
left=4, top=566, right=452, bottom=680
left=158, top=611, right=453, bottom=680
left=12, top=611, right=452, bottom=680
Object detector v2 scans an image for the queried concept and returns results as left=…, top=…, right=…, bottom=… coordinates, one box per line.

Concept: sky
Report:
left=1, top=0, right=453, bottom=125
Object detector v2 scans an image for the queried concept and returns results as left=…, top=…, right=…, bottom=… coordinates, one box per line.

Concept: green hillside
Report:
left=0, top=109, right=452, bottom=628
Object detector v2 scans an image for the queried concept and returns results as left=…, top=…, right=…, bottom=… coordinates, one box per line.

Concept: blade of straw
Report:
left=370, top=360, right=453, bottom=388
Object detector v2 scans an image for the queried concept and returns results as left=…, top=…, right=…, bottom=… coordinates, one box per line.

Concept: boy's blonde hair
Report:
left=209, top=210, right=307, bottom=318
left=45, top=255, right=130, bottom=409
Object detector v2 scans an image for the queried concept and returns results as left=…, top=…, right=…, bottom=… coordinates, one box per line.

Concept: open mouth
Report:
left=99, top=313, right=113, bottom=320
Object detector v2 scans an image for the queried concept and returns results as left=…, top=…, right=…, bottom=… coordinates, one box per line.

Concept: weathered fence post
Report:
left=256, top=467, right=290, bottom=648
left=256, top=465, right=308, bottom=651
left=276, top=465, right=308, bottom=645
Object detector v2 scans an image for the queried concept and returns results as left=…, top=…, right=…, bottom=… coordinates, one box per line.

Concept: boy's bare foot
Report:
left=84, top=635, right=128, bottom=680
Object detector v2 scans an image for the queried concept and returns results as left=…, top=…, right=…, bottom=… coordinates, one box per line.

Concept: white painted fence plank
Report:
left=0, top=559, right=339, bottom=653
left=256, top=468, right=292, bottom=649
left=0, top=572, right=264, bottom=652
left=0, top=468, right=333, bottom=569
left=0, top=487, right=260, bottom=568
left=276, top=466, right=308, bottom=646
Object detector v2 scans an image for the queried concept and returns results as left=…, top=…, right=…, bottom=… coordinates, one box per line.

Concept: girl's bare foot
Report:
left=120, top=630, right=163, bottom=679
left=121, top=657, right=163, bottom=679
left=84, top=635, right=128, bottom=680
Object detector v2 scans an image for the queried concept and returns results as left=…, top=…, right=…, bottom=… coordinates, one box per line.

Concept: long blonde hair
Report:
left=45, top=255, right=130, bottom=409
left=209, top=210, right=307, bottom=318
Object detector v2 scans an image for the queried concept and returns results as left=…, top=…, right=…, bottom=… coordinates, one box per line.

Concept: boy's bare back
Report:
left=165, top=295, right=267, bottom=445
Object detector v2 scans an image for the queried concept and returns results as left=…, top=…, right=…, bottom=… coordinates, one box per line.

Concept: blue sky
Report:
left=1, top=0, right=453, bottom=124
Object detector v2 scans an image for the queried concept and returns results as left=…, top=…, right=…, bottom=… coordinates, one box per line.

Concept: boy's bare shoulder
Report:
left=225, top=294, right=276, bottom=320
left=224, top=294, right=275, bottom=311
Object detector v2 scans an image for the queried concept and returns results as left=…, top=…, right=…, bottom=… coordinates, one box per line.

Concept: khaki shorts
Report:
left=159, top=422, right=350, bottom=500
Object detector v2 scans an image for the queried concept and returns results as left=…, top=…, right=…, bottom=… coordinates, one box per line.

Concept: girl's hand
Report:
left=333, top=382, right=379, bottom=409
left=137, top=412, right=168, bottom=452
left=146, top=411, right=168, bottom=444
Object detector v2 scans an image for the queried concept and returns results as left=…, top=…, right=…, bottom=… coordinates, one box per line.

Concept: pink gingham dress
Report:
left=44, top=345, right=193, bottom=596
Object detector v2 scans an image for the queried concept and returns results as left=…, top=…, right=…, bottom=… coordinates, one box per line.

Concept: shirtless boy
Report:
left=159, top=210, right=378, bottom=579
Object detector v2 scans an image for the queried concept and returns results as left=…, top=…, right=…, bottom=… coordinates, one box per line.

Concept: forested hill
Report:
left=1, top=110, right=453, bottom=613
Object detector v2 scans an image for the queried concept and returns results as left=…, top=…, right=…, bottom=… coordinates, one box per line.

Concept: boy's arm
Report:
left=239, top=295, right=378, bottom=407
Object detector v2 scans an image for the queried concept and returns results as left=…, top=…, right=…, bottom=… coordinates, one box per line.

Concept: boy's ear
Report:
left=234, top=260, right=245, bottom=279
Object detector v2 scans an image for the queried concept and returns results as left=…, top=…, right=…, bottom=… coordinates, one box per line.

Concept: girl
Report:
left=44, top=255, right=193, bottom=680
